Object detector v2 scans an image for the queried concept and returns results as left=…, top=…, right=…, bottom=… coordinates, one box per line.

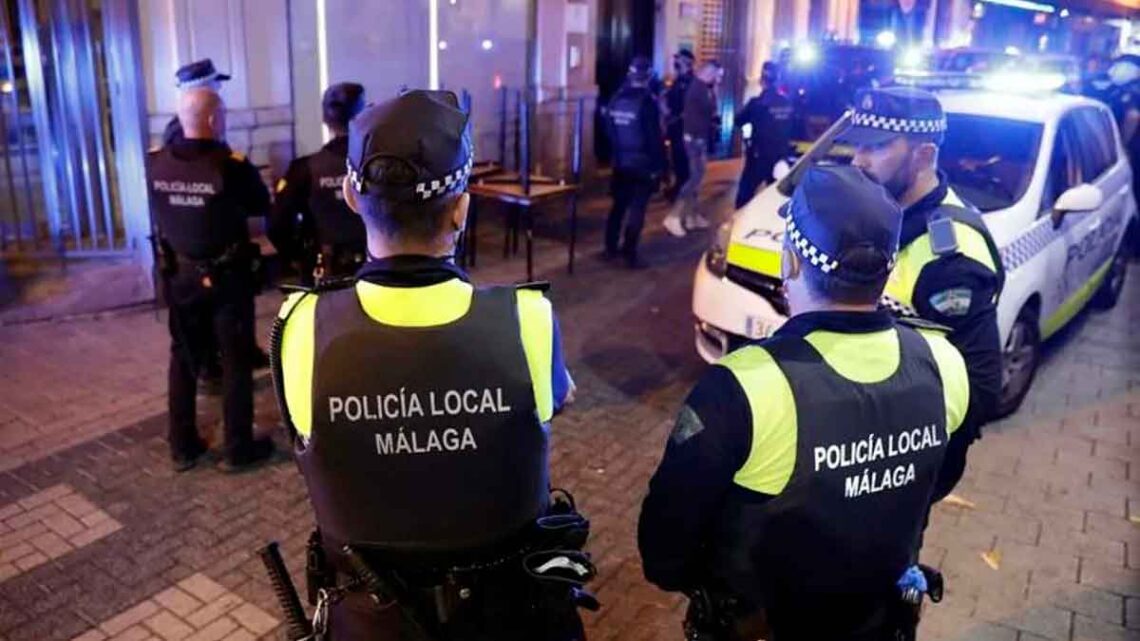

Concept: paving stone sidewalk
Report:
left=0, top=161, right=1137, bottom=641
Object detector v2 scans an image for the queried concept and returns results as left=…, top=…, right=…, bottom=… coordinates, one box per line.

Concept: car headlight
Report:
left=706, top=221, right=733, bottom=278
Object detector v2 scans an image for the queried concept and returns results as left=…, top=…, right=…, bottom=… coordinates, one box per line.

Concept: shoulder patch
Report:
left=670, top=404, right=706, bottom=445
left=929, top=288, right=973, bottom=317
left=230, top=150, right=247, bottom=162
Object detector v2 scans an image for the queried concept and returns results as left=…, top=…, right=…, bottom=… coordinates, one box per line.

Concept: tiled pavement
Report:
left=0, top=161, right=1137, bottom=640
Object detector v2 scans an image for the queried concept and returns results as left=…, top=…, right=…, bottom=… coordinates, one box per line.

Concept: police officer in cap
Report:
left=733, top=61, right=792, bottom=209
left=841, top=87, right=1004, bottom=498
left=272, top=90, right=591, bottom=640
left=270, top=82, right=367, bottom=284
left=603, top=57, right=666, bottom=269
left=163, top=59, right=231, bottom=146
left=147, top=88, right=276, bottom=472
left=639, top=165, right=969, bottom=640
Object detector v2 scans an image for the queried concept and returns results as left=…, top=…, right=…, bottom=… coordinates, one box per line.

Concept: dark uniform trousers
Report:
left=167, top=265, right=255, bottom=461
left=605, top=170, right=656, bottom=257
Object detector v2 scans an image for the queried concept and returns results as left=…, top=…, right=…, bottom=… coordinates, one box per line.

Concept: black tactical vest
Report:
left=608, top=88, right=652, bottom=172
left=306, top=138, right=366, bottom=250
left=147, top=145, right=244, bottom=259
left=712, top=325, right=947, bottom=637
left=744, top=92, right=793, bottom=159
left=298, top=285, right=550, bottom=553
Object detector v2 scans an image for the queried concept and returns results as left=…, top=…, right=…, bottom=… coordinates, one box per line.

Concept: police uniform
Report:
left=639, top=166, right=970, bottom=641
left=270, top=83, right=367, bottom=284
left=604, top=58, right=667, bottom=267
left=146, top=135, right=273, bottom=469
left=734, top=63, right=792, bottom=209
left=664, top=50, right=696, bottom=202
left=163, top=59, right=231, bottom=147
left=838, top=88, right=1004, bottom=500
left=271, top=90, right=590, bottom=641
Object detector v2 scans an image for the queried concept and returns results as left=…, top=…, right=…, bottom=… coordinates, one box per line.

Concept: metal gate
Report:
left=0, top=0, right=133, bottom=257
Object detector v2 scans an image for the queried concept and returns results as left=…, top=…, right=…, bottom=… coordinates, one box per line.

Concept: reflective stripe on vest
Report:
left=298, top=285, right=549, bottom=551
left=711, top=326, right=948, bottom=632
left=276, top=281, right=556, bottom=439
left=881, top=190, right=1002, bottom=316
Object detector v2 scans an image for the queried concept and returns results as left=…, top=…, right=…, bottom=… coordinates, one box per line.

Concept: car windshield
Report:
left=778, top=111, right=1042, bottom=213
left=940, top=114, right=1042, bottom=212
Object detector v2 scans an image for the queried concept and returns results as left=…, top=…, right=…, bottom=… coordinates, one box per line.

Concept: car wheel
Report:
left=1092, top=238, right=1129, bottom=310
left=997, top=305, right=1040, bottom=419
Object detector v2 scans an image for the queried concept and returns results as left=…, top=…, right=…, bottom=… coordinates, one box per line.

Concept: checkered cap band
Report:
left=414, top=157, right=473, bottom=200
left=851, top=111, right=947, bottom=135
left=880, top=294, right=918, bottom=318
left=786, top=218, right=840, bottom=274
left=345, top=156, right=472, bottom=200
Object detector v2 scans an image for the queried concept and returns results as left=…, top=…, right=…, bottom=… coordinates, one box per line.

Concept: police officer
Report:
left=163, top=59, right=231, bottom=146
left=269, top=83, right=367, bottom=284
left=639, top=165, right=970, bottom=640
left=272, top=90, right=591, bottom=640
left=147, top=88, right=275, bottom=472
left=603, top=57, right=666, bottom=269
left=841, top=87, right=1004, bottom=499
left=664, top=49, right=696, bottom=203
left=734, top=62, right=792, bottom=209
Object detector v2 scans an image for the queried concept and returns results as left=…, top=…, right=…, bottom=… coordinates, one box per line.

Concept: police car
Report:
left=694, top=76, right=1138, bottom=417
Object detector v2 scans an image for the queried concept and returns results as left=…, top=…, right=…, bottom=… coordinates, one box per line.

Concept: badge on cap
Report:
left=862, top=94, right=874, bottom=111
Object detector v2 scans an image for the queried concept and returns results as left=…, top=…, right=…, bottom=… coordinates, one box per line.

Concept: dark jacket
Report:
left=682, top=79, right=717, bottom=140
left=605, top=84, right=667, bottom=175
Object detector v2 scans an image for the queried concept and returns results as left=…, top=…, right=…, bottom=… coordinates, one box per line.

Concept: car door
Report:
left=1036, top=114, right=1087, bottom=323
left=1068, top=107, right=1127, bottom=289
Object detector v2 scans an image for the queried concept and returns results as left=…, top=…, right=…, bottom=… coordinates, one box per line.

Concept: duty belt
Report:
left=277, top=490, right=599, bottom=640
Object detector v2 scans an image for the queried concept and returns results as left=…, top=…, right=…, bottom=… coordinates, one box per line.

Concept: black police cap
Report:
left=175, top=59, right=231, bottom=89
left=675, top=49, right=695, bottom=62
left=785, top=165, right=902, bottom=283
left=346, top=90, right=472, bottom=203
left=836, top=87, right=946, bottom=147
left=322, top=82, right=365, bottom=127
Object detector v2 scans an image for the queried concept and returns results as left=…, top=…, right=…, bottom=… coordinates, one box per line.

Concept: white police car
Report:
left=693, top=81, right=1137, bottom=417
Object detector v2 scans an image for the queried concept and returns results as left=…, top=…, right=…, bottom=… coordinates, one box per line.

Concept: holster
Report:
left=324, top=491, right=598, bottom=637
left=307, top=529, right=336, bottom=606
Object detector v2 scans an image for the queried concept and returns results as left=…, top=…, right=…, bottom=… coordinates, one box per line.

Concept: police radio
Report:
left=927, top=214, right=958, bottom=256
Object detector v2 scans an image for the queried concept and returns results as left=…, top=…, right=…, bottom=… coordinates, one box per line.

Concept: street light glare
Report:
left=481, top=39, right=494, bottom=51
left=793, top=43, right=818, bottom=66
left=875, top=30, right=898, bottom=49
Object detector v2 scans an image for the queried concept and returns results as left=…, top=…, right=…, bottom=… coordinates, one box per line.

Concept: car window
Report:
left=1040, top=116, right=1083, bottom=215
left=939, top=114, right=1042, bottom=212
left=1071, top=108, right=1116, bottom=181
